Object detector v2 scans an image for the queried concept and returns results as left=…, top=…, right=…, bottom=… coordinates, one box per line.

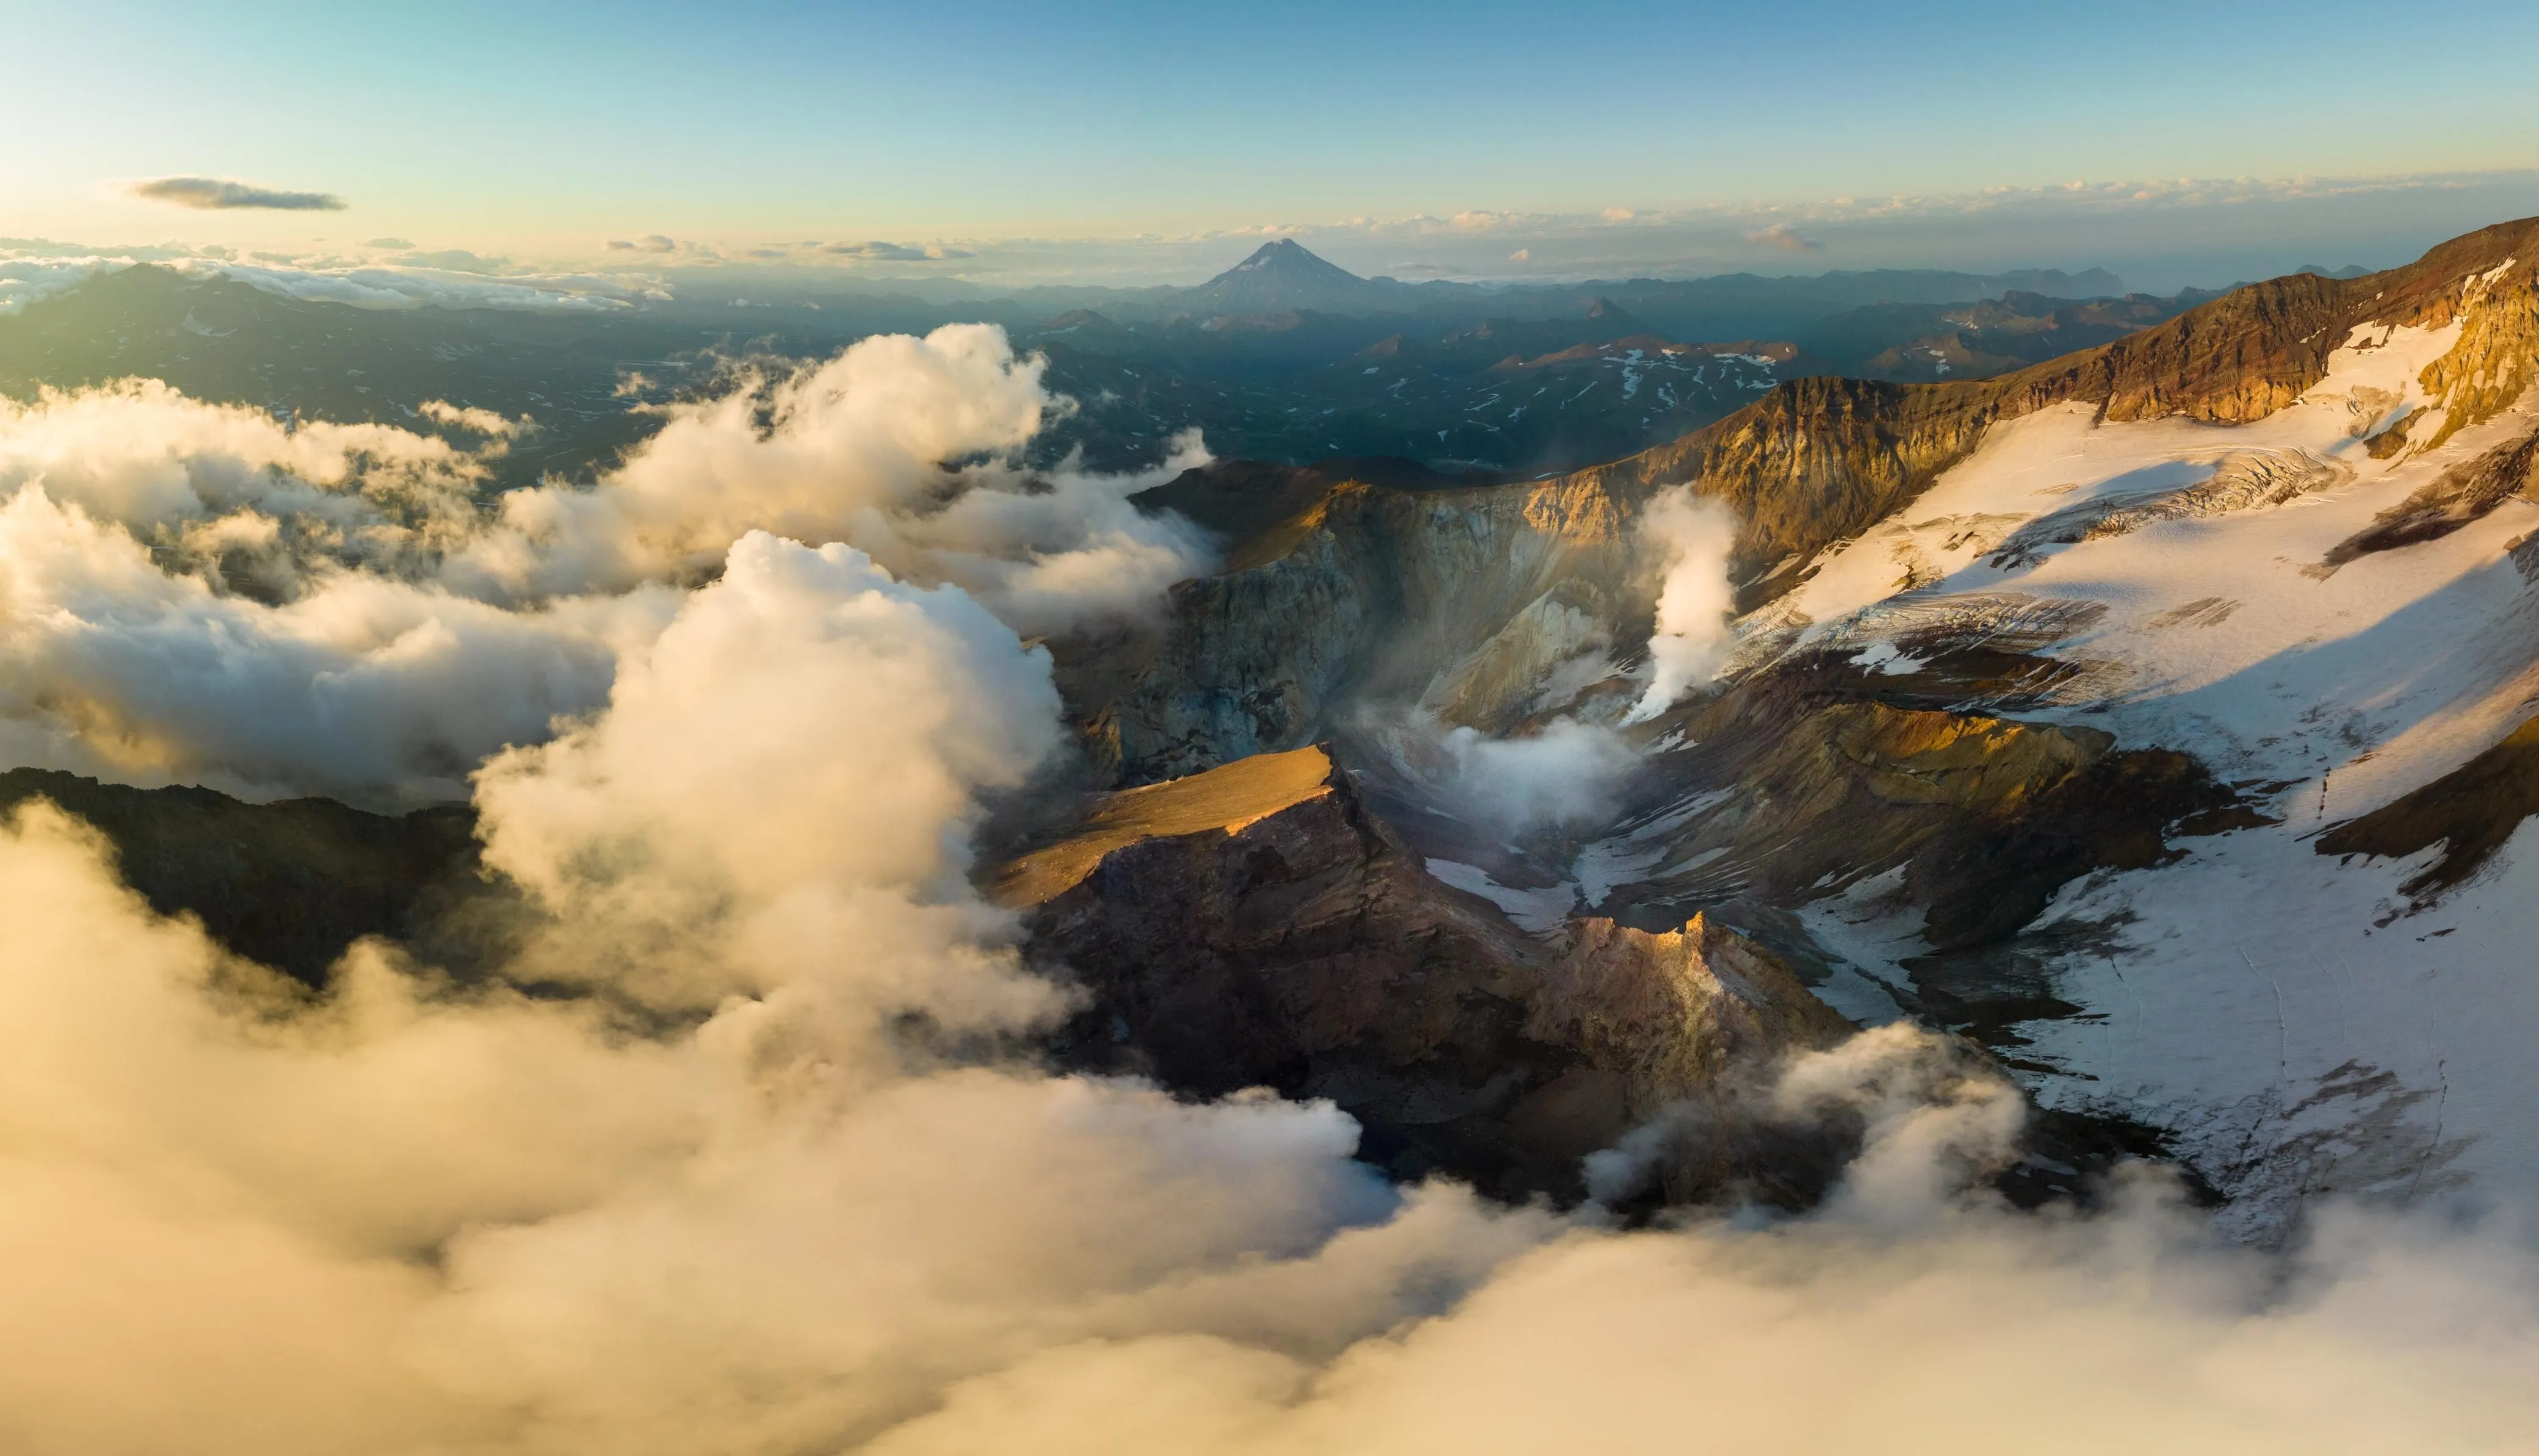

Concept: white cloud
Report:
left=1743, top=222, right=1824, bottom=253
left=453, top=323, right=1216, bottom=636
left=0, top=326, right=1212, bottom=801
left=474, top=530, right=1070, bottom=1016
left=0, top=378, right=498, bottom=591
left=0, top=486, right=667, bottom=804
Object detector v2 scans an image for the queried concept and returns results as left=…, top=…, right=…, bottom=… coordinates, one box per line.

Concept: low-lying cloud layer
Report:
left=0, top=326, right=1210, bottom=801
left=1, top=238, right=669, bottom=315
left=128, top=176, right=348, bottom=211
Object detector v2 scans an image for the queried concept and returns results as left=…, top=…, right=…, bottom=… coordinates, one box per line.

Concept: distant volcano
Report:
left=1177, top=239, right=1395, bottom=315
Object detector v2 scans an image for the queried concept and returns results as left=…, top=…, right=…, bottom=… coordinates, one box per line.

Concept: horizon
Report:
left=15, top=174, right=2539, bottom=309
left=9, top=0, right=2539, bottom=293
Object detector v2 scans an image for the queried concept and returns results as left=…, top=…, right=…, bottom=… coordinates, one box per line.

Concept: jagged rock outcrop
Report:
left=1001, top=746, right=1853, bottom=1197
left=1528, top=915, right=1854, bottom=1115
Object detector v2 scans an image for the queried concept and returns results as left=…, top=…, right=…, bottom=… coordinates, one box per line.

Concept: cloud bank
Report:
left=822, top=241, right=978, bottom=262
left=128, top=176, right=347, bottom=211
left=449, top=323, right=1216, bottom=635
left=0, top=253, right=129, bottom=314
left=0, top=326, right=1212, bottom=802
left=2, top=237, right=669, bottom=315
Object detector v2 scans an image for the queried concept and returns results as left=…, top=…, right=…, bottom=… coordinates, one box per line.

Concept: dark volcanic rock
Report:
left=2318, top=710, right=2539, bottom=904
left=1001, top=746, right=1853, bottom=1200
left=0, top=769, right=492, bottom=986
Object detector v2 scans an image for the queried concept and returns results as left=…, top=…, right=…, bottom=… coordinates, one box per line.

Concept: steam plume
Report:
left=1626, top=485, right=1739, bottom=721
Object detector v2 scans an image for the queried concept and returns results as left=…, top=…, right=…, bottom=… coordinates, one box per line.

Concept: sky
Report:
left=5, top=0, right=2539, bottom=287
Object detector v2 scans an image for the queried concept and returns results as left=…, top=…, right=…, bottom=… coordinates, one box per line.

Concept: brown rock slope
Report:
left=1573, top=216, right=2539, bottom=601
left=1000, top=745, right=1852, bottom=1198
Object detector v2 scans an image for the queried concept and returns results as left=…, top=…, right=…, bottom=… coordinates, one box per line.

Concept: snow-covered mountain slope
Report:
left=1696, top=267, right=2539, bottom=1230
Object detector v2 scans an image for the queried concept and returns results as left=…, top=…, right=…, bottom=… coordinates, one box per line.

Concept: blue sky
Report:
left=5, top=0, right=2537, bottom=283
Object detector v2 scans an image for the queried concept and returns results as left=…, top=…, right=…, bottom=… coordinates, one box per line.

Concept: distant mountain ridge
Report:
left=1095, top=240, right=2126, bottom=325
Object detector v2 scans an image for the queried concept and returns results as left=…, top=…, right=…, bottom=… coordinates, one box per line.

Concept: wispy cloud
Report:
left=609, top=234, right=679, bottom=253
left=1744, top=222, right=1823, bottom=253
left=823, top=240, right=975, bottom=262
left=128, top=177, right=346, bottom=211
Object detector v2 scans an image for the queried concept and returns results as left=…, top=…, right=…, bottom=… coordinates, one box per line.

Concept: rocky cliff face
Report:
left=1091, top=475, right=1640, bottom=781
left=1003, top=746, right=1851, bottom=1198
left=1594, top=685, right=2255, bottom=955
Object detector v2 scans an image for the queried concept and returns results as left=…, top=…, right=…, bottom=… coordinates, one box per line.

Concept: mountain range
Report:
left=0, top=243, right=2192, bottom=480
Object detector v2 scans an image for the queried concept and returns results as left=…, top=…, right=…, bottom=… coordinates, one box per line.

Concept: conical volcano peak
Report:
left=1183, top=238, right=1390, bottom=314
left=1226, top=238, right=1345, bottom=275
